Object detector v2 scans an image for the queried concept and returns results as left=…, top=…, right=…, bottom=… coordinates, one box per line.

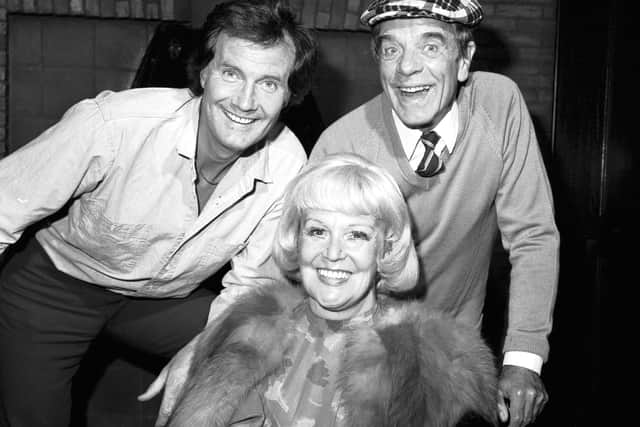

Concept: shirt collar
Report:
left=392, top=102, right=459, bottom=156
left=175, top=96, right=200, bottom=159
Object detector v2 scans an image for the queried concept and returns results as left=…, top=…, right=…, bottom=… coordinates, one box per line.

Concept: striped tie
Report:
left=415, top=130, right=444, bottom=177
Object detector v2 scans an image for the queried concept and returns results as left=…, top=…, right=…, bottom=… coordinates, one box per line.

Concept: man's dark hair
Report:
left=189, top=0, right=317, bottom=106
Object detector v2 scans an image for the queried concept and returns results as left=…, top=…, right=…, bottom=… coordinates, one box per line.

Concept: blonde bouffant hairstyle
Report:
left=272, top=153, right=419, bottom=294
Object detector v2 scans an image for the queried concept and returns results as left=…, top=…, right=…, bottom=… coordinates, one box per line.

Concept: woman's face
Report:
left=298, top=208, right=381, bottom=320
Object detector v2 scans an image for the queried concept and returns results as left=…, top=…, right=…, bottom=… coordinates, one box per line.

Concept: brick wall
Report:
left=1, top=0, right=558, bottom=157
left=0, top=0, right=190, bottom=156
left=477, top=0, right=557, bottom=154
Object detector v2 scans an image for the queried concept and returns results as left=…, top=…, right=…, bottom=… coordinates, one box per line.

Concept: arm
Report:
left=209, top=194, right=289, bottom=323
left=496, top=83, right=559, bottom=359
left=495, top=83, right=559, bottom=426
left=0, top=97, right=114, bottom=254
left=138, top=152, right=305, bottom=423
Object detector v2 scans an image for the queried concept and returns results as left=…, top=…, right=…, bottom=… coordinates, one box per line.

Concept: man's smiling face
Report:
left=376, top=18, right=473, bottom=129
left=198, top=32, right=295, bottom=157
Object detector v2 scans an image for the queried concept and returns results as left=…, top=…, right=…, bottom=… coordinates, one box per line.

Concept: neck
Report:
left=195, top=123, right=240, bottom=186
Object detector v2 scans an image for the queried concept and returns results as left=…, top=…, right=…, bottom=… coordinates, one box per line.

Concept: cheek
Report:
left=353, top=247, right=379, bottom=273
left=379, top=63, right=395, bottom=84
left=298, top=240, right=322, bottom=265
left=259, top=92, right=288, bottom=117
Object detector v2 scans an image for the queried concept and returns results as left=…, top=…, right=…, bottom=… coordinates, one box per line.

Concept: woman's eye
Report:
left=306, top=227, right=326, bottom=238
left=346, top=231, right=370, bottom=241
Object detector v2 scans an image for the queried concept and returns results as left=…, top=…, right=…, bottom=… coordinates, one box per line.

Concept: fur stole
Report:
left=168, top=283, right=498, bottom=426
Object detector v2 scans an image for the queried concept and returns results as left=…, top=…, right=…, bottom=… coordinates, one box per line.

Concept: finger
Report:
left=507, top=389, right=525, bottom=427
left=532, top=390, right=548, bottom=420
left=497, top=390, right=510, bottom=422
left=522, top=389, right=536, bottom=425
left=137, top=368, right=168, bottom=401
left=155, top=390, right=174, bottom=427
left=155, top=368, right=184, bottom=427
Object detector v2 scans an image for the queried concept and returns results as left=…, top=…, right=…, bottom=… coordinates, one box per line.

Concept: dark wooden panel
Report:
left=547, top=1, right=635, bottom=425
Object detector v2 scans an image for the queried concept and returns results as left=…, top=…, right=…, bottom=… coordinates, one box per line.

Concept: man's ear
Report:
left=199, top=65, right=209, bottom=90
left=457, top=41, right=476, bottom=83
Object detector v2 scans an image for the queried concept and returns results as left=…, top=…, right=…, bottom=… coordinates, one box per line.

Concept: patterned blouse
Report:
left=229, top=300, right=374, bottom=427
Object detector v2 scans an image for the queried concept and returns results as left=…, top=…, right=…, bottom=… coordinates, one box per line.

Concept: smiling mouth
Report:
left=223, top=109, right=257, bottom=125
left=317, top=268, right=351, bottom=282
left=399, top=85, right=433, bottom=96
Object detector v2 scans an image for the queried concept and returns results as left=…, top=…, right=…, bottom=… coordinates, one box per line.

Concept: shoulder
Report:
left=460, top=71, right=528, bottom=117
left=377, top=302, right=493, bottom=358
left=464, top=71, right=521, bottom=98
left=263, top=125, right=307, bottom=183
left=226, top=281, right=306, bottom=318
left=92, top=87, right=195, bottom=122
left=312, top=94, right=384, bottom=157
left=269, top=126, right=307, bottom=165
left=172, top=282, right=305, bottom=425
left=339, top=302, right=498, bottom=426
left=321, top=94, right=383, bottom=137
left=194, top=282, right=305, bottom=367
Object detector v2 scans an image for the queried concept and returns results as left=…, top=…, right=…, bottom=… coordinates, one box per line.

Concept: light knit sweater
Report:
left=310, top=72, right=559, bottom=359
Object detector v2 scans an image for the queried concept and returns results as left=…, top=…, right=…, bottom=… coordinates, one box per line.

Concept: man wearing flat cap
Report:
left=310, top=1, right=559, bottom=426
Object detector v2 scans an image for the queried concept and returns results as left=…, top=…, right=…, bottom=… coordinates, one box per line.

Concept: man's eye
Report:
left=221, top=69, right=239, bottom=81
left=380, top=44, right=400, bottom=59
left=423, top=43, right=442, bottom=57
left=260, top=80, right=278, bottom=93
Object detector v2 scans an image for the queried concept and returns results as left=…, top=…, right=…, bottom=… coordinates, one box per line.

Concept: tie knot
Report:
left=421, top=130, right=440, bottom=144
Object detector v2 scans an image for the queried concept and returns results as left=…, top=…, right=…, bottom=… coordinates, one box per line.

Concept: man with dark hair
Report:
left=0, top=1, right=316, bottom=426
left=310, top=1, right=559, bottom=426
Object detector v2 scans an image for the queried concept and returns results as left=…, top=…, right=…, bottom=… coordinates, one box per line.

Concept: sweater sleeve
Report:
left=494, top=80, right=560, bottom=360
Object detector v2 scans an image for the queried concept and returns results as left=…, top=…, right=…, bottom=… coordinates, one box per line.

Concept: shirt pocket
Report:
left=67, top=198, right=156, bottom=273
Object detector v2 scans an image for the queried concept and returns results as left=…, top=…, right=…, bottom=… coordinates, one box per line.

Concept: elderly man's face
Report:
left=198, top=32, right=295, bottom=157
left=298, top=209, right=380, bottom=321
left=376, top=18, right=473, bottom=129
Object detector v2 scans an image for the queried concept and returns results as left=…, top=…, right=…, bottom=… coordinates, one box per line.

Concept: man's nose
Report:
left=233, top=83, right=257, bottom=111
left=397, top=50, right=424, bottom=75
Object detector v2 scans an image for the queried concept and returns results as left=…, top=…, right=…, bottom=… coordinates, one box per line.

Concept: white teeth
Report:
left=225, top=110, right=255, bottom=124
left=318, top=269, right=350, bottom=280
left=400, top=85, right=431, bottom=93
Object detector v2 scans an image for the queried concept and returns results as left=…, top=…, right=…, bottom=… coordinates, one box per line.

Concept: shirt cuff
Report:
left=502, top=351, right=543, bottom=374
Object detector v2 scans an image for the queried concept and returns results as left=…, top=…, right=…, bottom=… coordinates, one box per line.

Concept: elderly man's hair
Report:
left=371, top=22, right=475, bottom=61
left=189, top=0, right=317, bottom=106
left=272, top=154, right=419, bottom=294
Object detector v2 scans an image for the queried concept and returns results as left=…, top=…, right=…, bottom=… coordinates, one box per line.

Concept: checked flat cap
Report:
left=360, top=0, right=484, bottom=27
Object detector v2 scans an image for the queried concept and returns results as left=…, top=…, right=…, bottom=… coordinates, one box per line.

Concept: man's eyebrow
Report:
left=221, top=59, right=287, bottom=82
left=420, top=31, right=448, bottom=43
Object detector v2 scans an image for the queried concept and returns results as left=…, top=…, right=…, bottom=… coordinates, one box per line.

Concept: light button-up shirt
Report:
left=0, top=88, right=307, bottom=319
